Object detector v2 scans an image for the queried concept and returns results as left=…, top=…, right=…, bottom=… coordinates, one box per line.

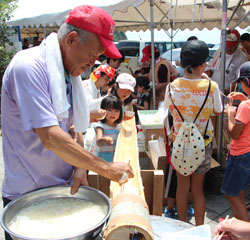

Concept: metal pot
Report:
left=0, top=186, right=111, bottom=240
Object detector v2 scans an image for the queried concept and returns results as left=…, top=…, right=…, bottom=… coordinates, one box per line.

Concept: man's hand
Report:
left=71, top=168, right=89, bottom=195
left=90, top=109, right=106, bottom=123
left=106, top=162, right=134, bottom=183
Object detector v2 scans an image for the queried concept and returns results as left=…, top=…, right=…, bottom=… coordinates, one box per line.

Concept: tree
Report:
left=0, top=0, right=17, bottom=80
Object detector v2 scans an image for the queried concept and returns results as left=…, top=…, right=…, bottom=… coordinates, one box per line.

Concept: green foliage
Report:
left=0, top=0, right=17, bottom=79
left=0, top=46, right=15, bottom=78
left=0, top=0, right=17, bottom=47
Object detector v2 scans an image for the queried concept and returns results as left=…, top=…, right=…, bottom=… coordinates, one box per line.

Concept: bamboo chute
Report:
left=103, top=118, right=154, bottom=240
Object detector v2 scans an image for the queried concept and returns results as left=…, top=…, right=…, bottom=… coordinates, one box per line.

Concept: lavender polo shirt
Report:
left=1, top=41, right=74, bottom=200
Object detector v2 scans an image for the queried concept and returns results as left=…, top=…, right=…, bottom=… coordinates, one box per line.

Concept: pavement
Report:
left=0, top=136, right=249, bottom=239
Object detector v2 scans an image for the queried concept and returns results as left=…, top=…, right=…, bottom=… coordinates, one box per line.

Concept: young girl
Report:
left=110, top=73, right=136, bottom=120
left=221, top=61, right=250, bottom=221
left=95, top=96, right=123, bottom=162
left=164, top=40, right=222, bottom=225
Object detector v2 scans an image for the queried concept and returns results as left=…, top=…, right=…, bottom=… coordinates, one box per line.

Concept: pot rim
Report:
left=0, top=185, right=111, bottom=240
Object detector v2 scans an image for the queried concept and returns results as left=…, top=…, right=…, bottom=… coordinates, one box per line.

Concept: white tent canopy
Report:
left=7, top=0, right=250, bottom=36
left=7, top=0, right=141, bottom=28
left=113, top=0, right=249, bottom=31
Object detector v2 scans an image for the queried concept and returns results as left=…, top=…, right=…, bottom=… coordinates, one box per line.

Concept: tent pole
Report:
left=217, top=0, right=227, bottom=166
left=150, top=0, right=156, bottom=110
left=226, top=0, right=244, bottom=26
left=231, top=10, right=250, bottom=30
left=170, top=22, right=173, bottom=63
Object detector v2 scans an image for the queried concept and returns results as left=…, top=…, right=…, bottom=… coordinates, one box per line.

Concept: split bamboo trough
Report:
left=103, top=118, right=154, bottom=240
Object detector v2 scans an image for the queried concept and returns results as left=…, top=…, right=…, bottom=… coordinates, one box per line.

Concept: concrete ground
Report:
left=0, top=137, right=249, bottom=239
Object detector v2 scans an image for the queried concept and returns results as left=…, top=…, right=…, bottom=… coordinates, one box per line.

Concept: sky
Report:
left=125, top=27, right=248, bottom=45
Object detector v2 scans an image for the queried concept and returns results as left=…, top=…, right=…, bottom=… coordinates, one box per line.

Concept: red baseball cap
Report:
left=65, top=5, right=122, bottom=59
left=141, top=45, right=157, bottom=62
left=226, top=29, right=240, bottom=47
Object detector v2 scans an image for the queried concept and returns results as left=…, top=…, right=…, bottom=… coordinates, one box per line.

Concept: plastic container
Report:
left=137, top=110, right=164, bottom=129
left=148, top=136, right=166, bottom=169
left=137, top=125, right=145, bottom=152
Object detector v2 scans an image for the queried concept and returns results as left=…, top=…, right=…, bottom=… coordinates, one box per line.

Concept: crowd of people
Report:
left=2, top=3, right=250, bottom=240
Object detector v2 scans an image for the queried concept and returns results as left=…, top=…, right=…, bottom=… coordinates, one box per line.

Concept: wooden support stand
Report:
left=88, top=169, right=164, bottom=216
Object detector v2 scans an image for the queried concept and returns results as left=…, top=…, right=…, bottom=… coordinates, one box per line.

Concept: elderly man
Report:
left=1, top=6, right=133, bottom=239
left=205, top=29, right=248, bottom=94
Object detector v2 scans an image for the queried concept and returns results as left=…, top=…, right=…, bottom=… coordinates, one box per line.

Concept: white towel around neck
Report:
left=45, top=32, right=89, bottom=132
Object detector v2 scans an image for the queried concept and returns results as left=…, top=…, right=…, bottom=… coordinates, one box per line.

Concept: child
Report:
left=110, top=73, right=136, bottom=120
left=164, top=40, right=222, bottom=225
left=132, top=76, right=150, bottom=123
left=95, top=96, right=123, bottom=162
left=221, top=61, right=250, bottom=221
left=82, top=65, right=115, bottom=111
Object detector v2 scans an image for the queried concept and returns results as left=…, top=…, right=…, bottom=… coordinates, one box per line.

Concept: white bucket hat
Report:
left=116, top=73, right=136, bottom=92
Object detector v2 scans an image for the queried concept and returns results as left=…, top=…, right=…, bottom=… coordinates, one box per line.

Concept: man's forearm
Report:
left=35, top=126, right=110, bottom=179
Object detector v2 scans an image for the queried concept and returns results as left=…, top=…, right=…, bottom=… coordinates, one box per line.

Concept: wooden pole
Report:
left=103, top=118, right=154, bottom=240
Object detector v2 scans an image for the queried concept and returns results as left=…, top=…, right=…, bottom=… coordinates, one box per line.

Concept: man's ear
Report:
left=65, top=31, right=79, bottom=47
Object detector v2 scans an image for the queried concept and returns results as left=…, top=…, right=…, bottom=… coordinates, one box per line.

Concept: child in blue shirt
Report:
left=95, top=96, right=123, bottom=162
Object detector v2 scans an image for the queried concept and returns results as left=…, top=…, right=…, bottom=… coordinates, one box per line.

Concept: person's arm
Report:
left=34, top=126, right=134, bottom=183
left=96, top=127, right=114, bottom=146
left=213, top=82, right=223, bottom=116
left=131, top=93, right=140, bottom=100
left=227, top=105, right=244, bottom=139
left=205, top=50, right=219, bottom=78
left=164, top=83, right=171, bottom=109
left=214, top=217, right=250, bottom=240
left=132, top=102, right=149, bottom=110
left=132, top=98, right=149, bottom=110
left=82, top=81, right=105, bottom=111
